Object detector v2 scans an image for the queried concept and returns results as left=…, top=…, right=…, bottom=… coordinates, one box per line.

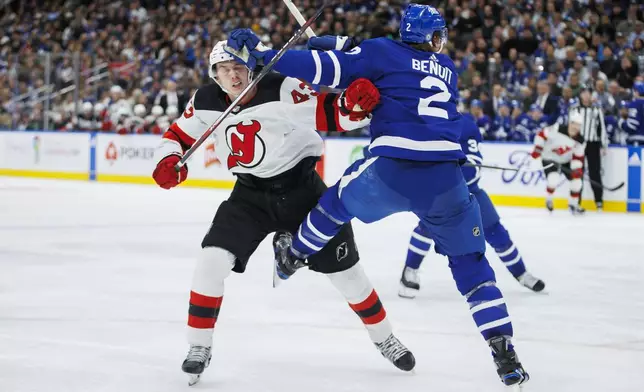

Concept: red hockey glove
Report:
left=340, top=78, right=380, bottom=121
left=153, top=154, right=188, bottom=189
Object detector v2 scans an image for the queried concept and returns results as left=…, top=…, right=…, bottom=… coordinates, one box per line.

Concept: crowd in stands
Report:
left=1, top=0, right=643, bottom=144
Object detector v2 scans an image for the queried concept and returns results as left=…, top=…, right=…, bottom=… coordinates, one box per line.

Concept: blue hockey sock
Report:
left=291, top=204, right=344, bottom=259
left=466, top=282, right=514, bottom=341
left=405, top=225, right=433, bottom=269
left=484, top=221, right=527, bottom=278
left=493, top=240, right=527, bottom=278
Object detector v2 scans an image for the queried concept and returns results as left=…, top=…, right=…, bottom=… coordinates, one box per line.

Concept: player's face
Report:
left=216, top=61, right=250, bottom=96
left=500, top=106, right=510, bottom=116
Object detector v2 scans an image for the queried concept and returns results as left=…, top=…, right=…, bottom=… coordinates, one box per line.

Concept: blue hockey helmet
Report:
left=529, top=103, right=542, bottom=112
left=634, top=81, right=644, bottom=95
left=470, top=99, right=483, bottom=108
left=400, top=4, right=448, bottom=48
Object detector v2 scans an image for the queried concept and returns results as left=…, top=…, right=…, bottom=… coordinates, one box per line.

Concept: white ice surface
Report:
left=1, top=177, right=643, bottom=392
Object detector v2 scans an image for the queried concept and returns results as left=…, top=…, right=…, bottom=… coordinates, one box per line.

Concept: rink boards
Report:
left=0, top=131, right=642, bottom=213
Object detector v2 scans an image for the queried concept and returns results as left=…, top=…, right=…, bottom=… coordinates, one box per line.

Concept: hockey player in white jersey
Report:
left=530, top=110, right=586, bottom=214
left=151, top=41, right=415, bottom=386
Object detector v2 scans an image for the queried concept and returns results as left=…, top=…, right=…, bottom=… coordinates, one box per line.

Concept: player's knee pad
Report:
left=570, top=178, right=582, bottom=193
left=192, top=247, right=236, bottom=296
left=483, top=221, right=511, bottom=250
left=325, top=263, right=372, bottom=303
left=448, top=253, right=497, bottom=296
left=546, top=171, right=559, bottom=190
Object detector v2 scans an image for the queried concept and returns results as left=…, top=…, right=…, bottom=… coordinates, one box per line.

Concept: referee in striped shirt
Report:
left=568, top=88, right=608, bottom=210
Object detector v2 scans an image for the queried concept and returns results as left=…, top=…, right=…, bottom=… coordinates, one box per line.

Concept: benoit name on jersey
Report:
left=156, top=73, right=368, bottom=179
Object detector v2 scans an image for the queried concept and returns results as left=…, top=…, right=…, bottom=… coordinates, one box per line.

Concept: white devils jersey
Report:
left=533, top=124, right=585, bottom=164
left=156, top=73, right=369, bottom=178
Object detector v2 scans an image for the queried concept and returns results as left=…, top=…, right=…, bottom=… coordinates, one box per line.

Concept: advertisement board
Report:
left=0, top=131, right=641, bottom=213
left=94, top=134, right=236, bottom=187
left=0, top=131, right=90, bottom=179
left=478, top=143, right=628, bottom=209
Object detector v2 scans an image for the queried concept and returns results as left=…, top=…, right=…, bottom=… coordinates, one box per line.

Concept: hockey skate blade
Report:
left=188, top=374, right=201, bottom=386
left=272, top=264, right=283, bottom=288
left=398, top=283, right=418, bottom=299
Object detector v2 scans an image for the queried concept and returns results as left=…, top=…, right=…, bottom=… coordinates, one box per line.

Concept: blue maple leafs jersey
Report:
left=463, top=113, right=491, bottom=139
left=512, top=114, right=548, bottom=142
left=460, top=116, right=484, bottom=191
left=269, top=38, right=466, bottom=162
left=620, top=98, right=644, bottom=144
left=490, top=115, right=512, bottom=141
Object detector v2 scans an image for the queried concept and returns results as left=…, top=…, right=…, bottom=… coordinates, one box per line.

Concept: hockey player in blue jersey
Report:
left=490, top=100, right=513, bottom=141
left=513, top=104, right=548, bottom=142
left=225, top=4, right=529, bottom=387
left=399, top=116, right=545, bottom=299
left=467, top=99, right=492, bottom=139
left=620, top=81, right=644, bottom=145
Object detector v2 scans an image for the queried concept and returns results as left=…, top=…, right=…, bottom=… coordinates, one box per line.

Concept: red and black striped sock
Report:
left=348, top=289, right=387, bottom=326
left=188, top=291, right=223, bottom=330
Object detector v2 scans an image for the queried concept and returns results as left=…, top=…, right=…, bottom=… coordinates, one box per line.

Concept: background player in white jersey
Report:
left=151, top=41, right=415, bottom=385
left=530, top=110, right=586, bottom=214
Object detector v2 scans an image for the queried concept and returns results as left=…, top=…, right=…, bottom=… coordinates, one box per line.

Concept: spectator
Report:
left=534, top=80, right=559, bottom=124
left=616, top=57, right=639, bottom=89
left=157, top=80, right=188, bottom=112
left=592, top=79, right=617, bottom=115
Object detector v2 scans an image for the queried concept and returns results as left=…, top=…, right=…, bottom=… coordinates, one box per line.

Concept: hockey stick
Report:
left=556, top=163, right=625, bottom=192
left=175, top=1, right=329, bottom=171
left=283, top=0, right=317, bottom=38
left=463, top=161, right=555, bottom=172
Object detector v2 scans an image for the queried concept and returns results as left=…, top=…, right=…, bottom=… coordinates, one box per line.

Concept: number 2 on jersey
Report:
left=418, top=76, right=451, bottom=119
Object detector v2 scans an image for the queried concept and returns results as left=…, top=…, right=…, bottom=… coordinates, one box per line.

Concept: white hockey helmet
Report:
left=93, top=102, right=105, bottom=116
left=82, top=101, right=93, bottom=113
left=166, top=105, right=179, bottom=118
left=158, top=119, right=170, bottom=130
left=568, top=110, right=584, bottom=125
left=133, top=104, right=147, bottom=117
left=151, top=105, right=164, bottom=117
left=208, top=40, right=253, bottom=93
left=117, top=106, right=131, bottom=118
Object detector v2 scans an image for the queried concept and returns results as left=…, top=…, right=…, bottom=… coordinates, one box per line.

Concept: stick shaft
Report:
left=283, top=0, right=317, bottom=38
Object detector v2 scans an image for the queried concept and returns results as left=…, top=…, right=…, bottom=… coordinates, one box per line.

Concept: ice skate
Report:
left=272, top=231, right=308, bottom=287
left=182, top=345, right=212, bottom=386
left=545, top=199, right=554, bottom=212
left=374, top=334, right=416, bottom=372
left=398, top=266, right=420, bottom=299
left=596, top=202, right=603, bottom=212
left=569, top=204, right=586, bottom=215
left=488, top=336, right=529, bottom=386
left=516, top=272, right=545, bottom=292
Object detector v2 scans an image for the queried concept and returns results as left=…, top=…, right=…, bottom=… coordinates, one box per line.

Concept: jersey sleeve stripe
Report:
left=165, top=123, right=196, bottom=152
left=326, top=51, right=342, bottom=88
left=311, top=50, right=322, bottom=85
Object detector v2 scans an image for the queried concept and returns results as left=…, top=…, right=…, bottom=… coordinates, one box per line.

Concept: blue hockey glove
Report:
left=224, top=28, right=270, bottom=69
left=307, top=35, right=355, bottom=52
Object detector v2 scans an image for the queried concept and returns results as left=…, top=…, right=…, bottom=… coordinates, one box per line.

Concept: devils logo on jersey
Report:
left=226, top=120, right=266, bottom=169
left=552, top=146, right=572, bottom=155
